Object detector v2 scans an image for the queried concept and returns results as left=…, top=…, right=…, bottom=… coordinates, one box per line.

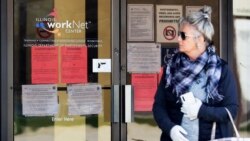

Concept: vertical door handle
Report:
left=125, top=85, right=134, bottom=123
left=111, top=85, right=120, bottom=122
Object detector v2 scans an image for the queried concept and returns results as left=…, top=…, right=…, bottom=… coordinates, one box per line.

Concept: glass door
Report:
left=13, top=0, right=113, bottom=141
left=124, top=0, right=222, bottom=141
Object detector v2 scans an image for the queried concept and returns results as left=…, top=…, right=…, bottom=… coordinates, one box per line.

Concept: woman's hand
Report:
left=181, top=98, right=202, bottom=120
left=170, top=125, right=189, bottom=141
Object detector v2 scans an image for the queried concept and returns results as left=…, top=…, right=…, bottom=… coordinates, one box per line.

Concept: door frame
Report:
left=220, top=0, right=234, bottom=67
left=111, top=0, right=122, bottom=140
left=1, top=0, right=14, bottom=140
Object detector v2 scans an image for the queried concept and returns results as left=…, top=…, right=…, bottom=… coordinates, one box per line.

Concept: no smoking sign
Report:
left=163, top=26, right=176, bottom=40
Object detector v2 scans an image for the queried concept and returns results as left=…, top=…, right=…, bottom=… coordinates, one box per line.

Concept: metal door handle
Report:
left=125, top=85, right=134, bottom=123
left=111, top=85, right=119, bottom=122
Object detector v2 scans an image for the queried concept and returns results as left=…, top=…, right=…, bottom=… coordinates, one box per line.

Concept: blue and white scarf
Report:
left=165, top=44, right=224, bottom=102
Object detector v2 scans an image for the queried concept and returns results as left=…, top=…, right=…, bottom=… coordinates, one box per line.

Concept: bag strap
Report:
left=210, top=107, right=240, bottom=140
left=211, top=122, right=216, bottom=140
left=225, top=108, right=240, bottom=137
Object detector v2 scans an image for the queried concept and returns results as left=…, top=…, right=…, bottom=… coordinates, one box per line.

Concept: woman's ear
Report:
left=198, top=35, right=205, bottom=43
left=198, top=35, right=207, bottom=48
left=195, top=35, right=206, bottom=49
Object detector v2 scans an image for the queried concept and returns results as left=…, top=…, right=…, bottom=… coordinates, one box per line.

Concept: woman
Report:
left=153, top=5, right=238, bottom=141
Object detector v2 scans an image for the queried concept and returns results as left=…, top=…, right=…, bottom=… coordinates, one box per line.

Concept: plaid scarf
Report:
left=165, top=45, right=224, bottom=102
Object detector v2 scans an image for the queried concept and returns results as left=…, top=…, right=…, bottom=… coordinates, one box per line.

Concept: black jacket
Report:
left=153, top=60, right=239, bottom=141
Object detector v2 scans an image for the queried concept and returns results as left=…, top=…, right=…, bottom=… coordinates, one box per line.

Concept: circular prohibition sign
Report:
left=163, top=26, right=176, bottom=40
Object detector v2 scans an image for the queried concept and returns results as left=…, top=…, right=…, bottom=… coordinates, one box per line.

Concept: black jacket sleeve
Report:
left=152, top=68, right=176, bottom=135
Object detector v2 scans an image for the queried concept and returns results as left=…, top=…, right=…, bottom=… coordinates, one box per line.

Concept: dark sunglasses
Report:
left=178, top=31, right=194, bottom=40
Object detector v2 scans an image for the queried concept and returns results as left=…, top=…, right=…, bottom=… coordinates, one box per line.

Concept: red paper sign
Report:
left=31, top=47, right=58, bottom=84
left=132, top=74, right=158, bottom=111
left=61, top=46, right=87, bottom=83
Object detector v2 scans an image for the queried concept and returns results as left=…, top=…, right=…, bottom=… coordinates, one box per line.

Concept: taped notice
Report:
left=31, top=47, right=58, bottom=84
left=61, top=46, right=88, bottom=83
left=22, top=84, right=58, bottom=116
left=127, top=43, right=161, bottom=73
left=67, top=84, right=102, bottom=115
left=132, top=74, right=157, bottom=111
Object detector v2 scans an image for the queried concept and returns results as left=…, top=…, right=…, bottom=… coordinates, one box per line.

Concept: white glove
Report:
left=181, top=98, right=202, bottom=120
left=170, top=125, right=189, bottom=141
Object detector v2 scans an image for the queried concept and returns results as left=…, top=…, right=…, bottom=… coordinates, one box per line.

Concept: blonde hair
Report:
left=179, top=5, right=214, bottom=42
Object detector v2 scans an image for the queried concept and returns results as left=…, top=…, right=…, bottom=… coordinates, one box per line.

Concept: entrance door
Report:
left=123, top=0, right=232, bottom=141
left=13, top=0, right=114, bottom=141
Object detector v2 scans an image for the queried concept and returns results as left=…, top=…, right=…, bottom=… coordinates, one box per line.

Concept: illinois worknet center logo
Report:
left=35, top=8, right=90, bottom=38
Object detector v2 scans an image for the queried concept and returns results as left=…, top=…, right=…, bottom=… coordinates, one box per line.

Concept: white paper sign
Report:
left=233, top=0, right=250, bottom=17
left=67, top=84, right=103, bottom=115
left=156, top=5, right=182, bottom=43
left=127, top=4, right=154, bottom=41
left=234, top=19, right=250, bottom=101
left=22, top=84, right=58, bottom=116
left=186, top=6, right=203, bottom=16
left=92, top=59, right=111, bottom=72
left=127, top=43, right=161, bottom=73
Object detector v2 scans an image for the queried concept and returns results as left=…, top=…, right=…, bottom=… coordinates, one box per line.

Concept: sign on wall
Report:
left=132, top=74, right=157, bottom=111
left=233, top=0, right=250, bottom=17
left=186, top=6, right=203, bottom=16
left=234, top=19, right=250, bottom=101
left=127, top=4, right=154, bottom=41
left=127, top=43, right=161, bottom=73
left=156, top=5, right=182, bottom=43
